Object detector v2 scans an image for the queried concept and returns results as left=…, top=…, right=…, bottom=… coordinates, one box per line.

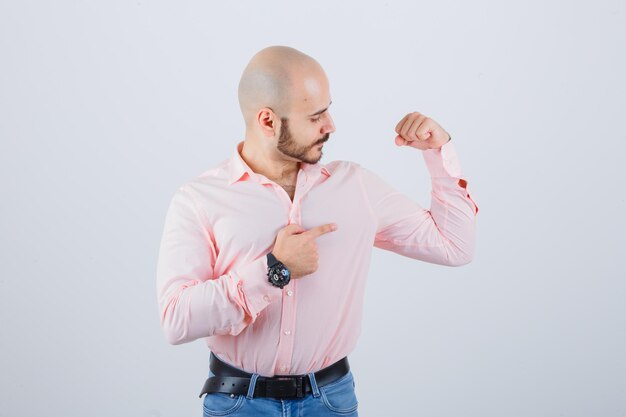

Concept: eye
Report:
left=311, top=116, right=322, bottom=123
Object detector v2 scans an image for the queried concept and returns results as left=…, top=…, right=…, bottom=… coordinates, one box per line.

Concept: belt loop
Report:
left=307, top=372, right=321, bottom=398
left=246, top=373, right=260, bottom=399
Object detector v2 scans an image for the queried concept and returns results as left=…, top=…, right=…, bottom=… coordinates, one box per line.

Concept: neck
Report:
left=240, top=138, right=300, bottom=183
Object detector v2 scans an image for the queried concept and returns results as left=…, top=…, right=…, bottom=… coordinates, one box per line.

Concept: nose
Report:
left=323, top=112, right=336, bottom=134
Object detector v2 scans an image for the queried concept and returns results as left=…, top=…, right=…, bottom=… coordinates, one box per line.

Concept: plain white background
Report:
left=1, top=1, right=625, bottom=416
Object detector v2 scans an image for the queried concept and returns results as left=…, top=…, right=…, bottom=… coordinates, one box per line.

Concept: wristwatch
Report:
left=266, top=252, right=291, bottom=288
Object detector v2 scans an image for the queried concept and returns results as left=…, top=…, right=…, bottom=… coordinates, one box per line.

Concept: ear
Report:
left=257, top=108, right=277, bottom=137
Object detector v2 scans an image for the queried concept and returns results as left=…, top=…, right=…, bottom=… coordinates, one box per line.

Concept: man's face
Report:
left=277, top=117, right=330, bottom=164
left=275, top=71, right=335, bottom=164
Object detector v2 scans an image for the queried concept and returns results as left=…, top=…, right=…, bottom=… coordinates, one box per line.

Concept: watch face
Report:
left=268, top=264, right=290, bottom=287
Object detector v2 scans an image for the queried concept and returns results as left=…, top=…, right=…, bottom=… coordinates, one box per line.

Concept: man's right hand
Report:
left=271, top=222, right=338, bottom=279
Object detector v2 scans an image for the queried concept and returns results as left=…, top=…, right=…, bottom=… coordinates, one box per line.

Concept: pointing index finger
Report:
left=303, top=223, right=338, bottom=239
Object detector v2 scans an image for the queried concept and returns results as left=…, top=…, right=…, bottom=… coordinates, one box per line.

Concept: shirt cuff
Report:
left=421, top=139, right=462, bottom=178
left=233, top=255, right=283, bottom=319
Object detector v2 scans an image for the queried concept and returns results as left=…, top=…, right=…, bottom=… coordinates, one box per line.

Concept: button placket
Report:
left=274, top=276, right=298, bottom=375
left=273, top=170, right=308, bottom=375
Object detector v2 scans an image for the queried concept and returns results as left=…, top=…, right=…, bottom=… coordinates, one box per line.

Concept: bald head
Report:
left=238, top=46, right=326, bottom=129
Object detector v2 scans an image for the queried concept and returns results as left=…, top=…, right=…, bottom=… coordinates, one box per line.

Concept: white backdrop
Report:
left=1, top=1, right=625, bottom=416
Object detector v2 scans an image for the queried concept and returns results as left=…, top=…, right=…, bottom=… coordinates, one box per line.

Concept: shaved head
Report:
left=237, top=46, right=335, bottom=178
left=238, top=45, right=325, bottom=128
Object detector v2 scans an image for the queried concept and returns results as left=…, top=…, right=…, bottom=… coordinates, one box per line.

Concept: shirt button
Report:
left=230, top=393, right=236, bottom=398
left=284, top=330, right=291, bottom=335
left=286, top=290, right=293, bottom=296
left=263, top=295, right=271, bottom=302
left=280, top=365, right=287, bottom=372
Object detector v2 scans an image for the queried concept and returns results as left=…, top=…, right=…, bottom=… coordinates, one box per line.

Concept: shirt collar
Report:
left=228, top=141, right=331, bottom=186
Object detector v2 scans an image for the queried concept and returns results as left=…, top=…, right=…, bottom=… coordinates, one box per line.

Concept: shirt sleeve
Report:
left=357, top=140, right=479, bottom=266
left=155, top=185, right=283, bottom=345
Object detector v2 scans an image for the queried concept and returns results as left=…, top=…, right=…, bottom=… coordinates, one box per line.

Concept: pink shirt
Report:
left=156, top=140, right=479, bottom=376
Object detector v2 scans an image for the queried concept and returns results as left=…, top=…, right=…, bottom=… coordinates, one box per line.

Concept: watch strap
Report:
left=267, top=252, right=280, bottom=268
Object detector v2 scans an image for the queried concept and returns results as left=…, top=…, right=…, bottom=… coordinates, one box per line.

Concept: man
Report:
left=156, top=45, right=479, bottom=416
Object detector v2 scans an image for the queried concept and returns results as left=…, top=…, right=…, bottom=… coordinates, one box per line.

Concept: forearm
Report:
left=158, top=255, right=281, bottom=345
left=420, top=140, right=479, bottom=264
left=423, top=176, right=479, bottom=265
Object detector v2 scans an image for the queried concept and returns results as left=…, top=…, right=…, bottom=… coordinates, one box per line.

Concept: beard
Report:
left=277, top=117, right=329, bottom=164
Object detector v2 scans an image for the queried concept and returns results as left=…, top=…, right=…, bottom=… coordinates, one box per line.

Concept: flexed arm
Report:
left=358, top=112, right=479, bottom=266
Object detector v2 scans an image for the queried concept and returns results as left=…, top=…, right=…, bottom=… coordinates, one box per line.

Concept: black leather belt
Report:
left=199, top=352, right=350, bottom=399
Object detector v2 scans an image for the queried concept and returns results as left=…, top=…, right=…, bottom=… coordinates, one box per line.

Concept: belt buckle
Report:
left=266, top=376, right=304, bottom=399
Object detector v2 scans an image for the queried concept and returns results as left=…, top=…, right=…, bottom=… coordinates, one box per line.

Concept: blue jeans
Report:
left=201, top=368, right=359, bottom=416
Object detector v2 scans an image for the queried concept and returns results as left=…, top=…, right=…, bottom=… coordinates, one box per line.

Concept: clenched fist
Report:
left=394, top=112, right=451, bottom=150
left=271, top=223, right=338, bottom=279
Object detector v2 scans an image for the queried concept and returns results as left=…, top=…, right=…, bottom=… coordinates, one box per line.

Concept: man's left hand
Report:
left=394, top=112, right=451, bottom=150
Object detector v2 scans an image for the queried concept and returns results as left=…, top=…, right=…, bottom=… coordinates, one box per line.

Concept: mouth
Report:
left=313, top=137, right=328, bottom=150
